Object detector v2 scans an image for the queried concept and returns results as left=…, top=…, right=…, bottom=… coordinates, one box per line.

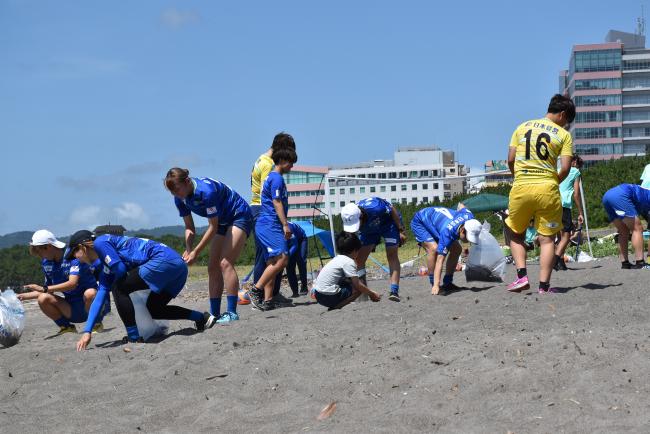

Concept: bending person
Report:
left=20, top=230, right=103, bottom=334
left=286, top=221, right=309, bottom=297
left=69, top=231, right=214, bottom=351
left=165, top=168, right=252, bottom=324
left=410, top=207, right=481, bottom=295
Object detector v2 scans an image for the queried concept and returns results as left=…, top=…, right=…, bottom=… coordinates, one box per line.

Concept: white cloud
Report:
left=161, top=8, right=200, bottom=29
left=69, top=205, right=102, bottom=229
left=114, top=202, right=149, bottom=224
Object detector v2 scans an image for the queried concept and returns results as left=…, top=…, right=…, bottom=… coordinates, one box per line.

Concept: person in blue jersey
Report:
left=602, top=183, right=650, bottom=269
left=286, top=221, right=309, bottom=297
left=248, top=147, right=298, bottom=311
left=340, top=198, right=406, bottom=302
left=19, top=230, right=103, bottom=335
left=410, top=206, right=482, bottom=295
left=67, top=231, right=214, bottom=351
left=165, top=168, right=253, bottom=324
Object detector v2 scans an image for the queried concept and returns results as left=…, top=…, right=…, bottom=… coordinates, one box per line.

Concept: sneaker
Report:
left=272, top=292, right=294, bottom=306
left=441, top=282, right=461, bottom=292
left=216, top=312, right=240, bottom=324
left=538, top=287, right=558, bottom=294
left=121, top=336, right=145, bottom=344
left=630, top=262, right=645, bottom=269
left=507, top=276, right=530, bottom=292
left=247, top=287, right=264, bottom=310
left=299, top=286, right=309, bottom=296
left=57, top=325, right=77, bottom=335
left=388, top=291, right=400, bottom=302
left=197, top=312, right=217, bottom=331
left=91, top=322, right=104, bottom=334
left=261, top=300, right=275, bottom=311
left=554, top=257, right=568, bottom=271
left=621, top=261, right=632, bottom=269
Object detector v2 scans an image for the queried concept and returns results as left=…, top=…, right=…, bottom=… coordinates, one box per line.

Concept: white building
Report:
left=326, top=146, right=468, bottom=214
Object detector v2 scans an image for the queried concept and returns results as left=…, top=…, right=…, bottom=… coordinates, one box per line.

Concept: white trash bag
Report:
left=0, top=289, right=26, bottom=348
left=465, top=222, right=507, bottom=282
left=129, top=290, right=169, bottom=341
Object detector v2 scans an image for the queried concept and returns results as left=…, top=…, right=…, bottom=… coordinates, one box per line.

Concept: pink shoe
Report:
left=538, top=287, right=558, bottom=294
left=507, top=276, right=530, bottom=292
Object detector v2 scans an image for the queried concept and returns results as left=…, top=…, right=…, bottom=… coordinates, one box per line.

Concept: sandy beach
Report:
left=2, top=256, right=650, bottom=433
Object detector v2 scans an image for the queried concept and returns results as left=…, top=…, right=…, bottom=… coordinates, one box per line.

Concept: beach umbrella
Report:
left=458, top=193, right=509, bottom=213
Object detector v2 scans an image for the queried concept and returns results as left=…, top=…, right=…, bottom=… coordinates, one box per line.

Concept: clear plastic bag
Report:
left=465, top=222, right=507, bottom=282
left=0, top=289, right=26, bottom=348
left=129, top=290, right=169, bottom=341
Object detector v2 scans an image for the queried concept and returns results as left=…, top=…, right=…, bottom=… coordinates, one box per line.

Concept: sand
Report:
left=1, top=257, right=650, bottom=433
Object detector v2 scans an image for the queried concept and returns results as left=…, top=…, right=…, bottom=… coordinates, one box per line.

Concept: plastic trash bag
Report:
left=465, top=222, right=507, bottom=282
left=0, top=289, right=26, bottom=348
left=129, top=290, right=169, bottom=341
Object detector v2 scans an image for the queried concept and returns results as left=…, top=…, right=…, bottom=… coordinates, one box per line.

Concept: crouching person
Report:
left=20, top=230, right=103, bottom=335
left=312, top=232, right=381, bottom=310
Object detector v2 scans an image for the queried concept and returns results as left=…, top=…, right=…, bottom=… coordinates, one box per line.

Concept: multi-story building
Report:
left=484, top=160, right=512, bottom=186
left=284, top=165, right=328, bottom=221
left=560, top=29, right=650, bottom=163
left=326, top=146, right=467, bottom=214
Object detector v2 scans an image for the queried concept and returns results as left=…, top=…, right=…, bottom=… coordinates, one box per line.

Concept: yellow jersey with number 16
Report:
left=509, top=118, right=573, bottom=187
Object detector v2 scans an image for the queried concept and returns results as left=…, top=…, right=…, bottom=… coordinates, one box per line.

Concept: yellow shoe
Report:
left=57, top=325, right=77, bottom=335
left=91, top=323, right=104, bottom=334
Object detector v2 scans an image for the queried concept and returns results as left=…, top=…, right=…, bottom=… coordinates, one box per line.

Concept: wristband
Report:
left=42, top=285, right=48, bottom=294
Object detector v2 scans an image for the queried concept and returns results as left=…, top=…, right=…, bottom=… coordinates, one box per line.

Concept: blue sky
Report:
left=0, top=0, right=645, bottom=235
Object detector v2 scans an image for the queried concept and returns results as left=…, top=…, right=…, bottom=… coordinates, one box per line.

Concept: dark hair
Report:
left=271, top=132, right=296, bottom=152
left=572, top=155, right=584, bottom=168
left=164, top=167, right=190, bottom=190
left=336, top=231, right=361, bottom=255
left=547, top=94, right=575, bottom=124
left=272, top=148, right=298, bottom=164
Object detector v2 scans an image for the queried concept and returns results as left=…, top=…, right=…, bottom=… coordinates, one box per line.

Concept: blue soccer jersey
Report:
left=411, top=207, right=474, bottom=255
left=632, top=184, right=650, bottom=218
left=259, top=172, right=289, bottom=223
left=357, top=197, right=393, bottom=234
left=287, top=222, right=306, bottom=256
left=174, top=177, right=250, bottom=225
left=41, top=255, right=97, bottom=302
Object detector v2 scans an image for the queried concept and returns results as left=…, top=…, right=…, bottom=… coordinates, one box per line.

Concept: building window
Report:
left=575, top=127, right=620, bottom=139
left=391, top=198, right=398, bottom=204
left=378, top=173, right=387, bottom=179
left=329, top=188, right=335, bottom=195
left=339, top=188, right=345, bottom=194
left=360, top=187, right=366, bottom=193
left=401, top=198, right=407, bottom=204
left=391, top=185, right=396, bottom=192
left=411, top=197, right=417, bottom=204
left=340, top=201, right=345, bottom=207
left=357, top=174, right=366, bottom=178
left=432, top=170, right=439, bottom=177
left=401, top=185, right=407, bottom=191
left=380, top=186, right=386, bottom=192
left=433, top=183, right=439, bottom=189
left=370, top=186, right=376, bottom=193
left=330, top=202, right=335, bottom=208
left=368, top=173, right=377, bottom=178
left=409, top=171, right=418, bottom=178
left=575, top=78, right=621, bottom=90
left=399, top=171, right=407, bottom=178
left=349, top=187, right=355, bottom=194
left=420, top=170, right=429, bottom=177
left=575, top=111, right=621, bottom=123
left=574, top=49, right=621, bottom=73
left=422, top=197, right=429, bottom=203
left=422, top=184, right=428, bottom=190
left=411, top=184, right=417, bottom=190
left=388, top=172, right=397, bottom=179
left=574, top=94, right=621, bottom=107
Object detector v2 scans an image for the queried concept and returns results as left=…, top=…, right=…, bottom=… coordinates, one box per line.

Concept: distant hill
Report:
left=0, top=231, right=33, bottom=249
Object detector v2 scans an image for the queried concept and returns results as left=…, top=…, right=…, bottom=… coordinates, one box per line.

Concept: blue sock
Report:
left=126, top=325, right=140, bottom=341
left=390, top=283, right=399, bottom=294
left=428, top=274, right=434, bottom=285
left=226, top=295, right=238, bottom=314
left=443, top=274, right=454, bottom=285
left=54, top=317, right=71, bottom=327
left=188, top=310, right=203, bottom=322
left=210, top=297, right=221, bottom=317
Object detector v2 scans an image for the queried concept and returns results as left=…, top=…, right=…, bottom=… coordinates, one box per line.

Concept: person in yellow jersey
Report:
left=505, top=94, right=575, bottom=294
left=250, top=133, right=296, bottom=296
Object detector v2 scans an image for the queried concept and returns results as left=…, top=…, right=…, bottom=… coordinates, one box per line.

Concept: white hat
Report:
left=30, top=229, right=66, bottom=249
left=463, top=219, right=482, bottom=244
left=341, top=203, right=361, bottom=232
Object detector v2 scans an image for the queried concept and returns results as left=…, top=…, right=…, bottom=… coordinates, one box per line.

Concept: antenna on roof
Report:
left=637, top=4, right=646, bottom=36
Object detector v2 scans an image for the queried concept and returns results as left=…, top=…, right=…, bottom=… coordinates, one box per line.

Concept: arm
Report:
left=557, top=155, right=572, bottom=183
left=573, top=177, right=584, bottom=224
left=17, top=291, right=41, bottom=301
left=185, top=216, right=218, bottom=265
left=507, top=147, right=517, bottom=176
left=23, top=274, right=79, bottom=294
left=431, top=254, right=446, bottom=294
left=273, top=199, right=292, bottom=240
left=390, top=206, right=406, bottom=246
left=350, top=276, right=381, bottom=301
left=182, top=214, right=196, bottom=259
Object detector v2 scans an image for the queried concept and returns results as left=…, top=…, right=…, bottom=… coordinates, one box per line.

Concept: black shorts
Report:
left=561, top=207, right=574, bottom=233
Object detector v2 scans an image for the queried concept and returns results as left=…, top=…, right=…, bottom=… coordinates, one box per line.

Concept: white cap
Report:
left=463, top=219, right=482, bottom=244
left=30, top=229, right=66, bottom=249
left=341, top=203, right=361, bottom=232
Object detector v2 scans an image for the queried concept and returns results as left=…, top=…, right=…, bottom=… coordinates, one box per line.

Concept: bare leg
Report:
left=538, top=235, right=556, bottom=284
left=332, top=289, right=363, bottom=309
left=445, top=241, right=462, bottom=276
left=555, top=232, right=571, bottom=257
left=219, top=227, right=248, bottom=297
left=37, top=293, right=71, bottom=321
left=612, top=219, right=630, bottom=262
left=208, top=235, right=226, bottom=299
left=385, top=246, right=400, bottom=286
left=256, top=254, right=289, bottom=301
left=506, top=223, right=527, bottom=270
left=83, top=288, right=97, bottom=312
left=631, top=217, right=645, bottom=262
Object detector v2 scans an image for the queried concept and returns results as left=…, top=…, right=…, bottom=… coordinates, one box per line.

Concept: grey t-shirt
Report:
left=314, top=255, right=358, bottom=294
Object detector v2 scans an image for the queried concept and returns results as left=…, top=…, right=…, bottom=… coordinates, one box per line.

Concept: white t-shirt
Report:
left=641, top=164, right=650, bottom=189
left=314, top=255, right=358, bottom=294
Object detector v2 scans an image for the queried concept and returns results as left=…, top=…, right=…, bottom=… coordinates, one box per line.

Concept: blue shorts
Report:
left=603, top=185, right=638, bottom=221
left=139, top=249, right=188, bottom=298
left=255, top=220, right=289, bottom=261
left=218, top=209, right=253, bottom=237
left=66, top=297, right=88, bottom=323
left=359, top=222, right=400, bottom=247
left=410, top=214, right=440, bottom=244
left=314, top=286, right=353, bottom=308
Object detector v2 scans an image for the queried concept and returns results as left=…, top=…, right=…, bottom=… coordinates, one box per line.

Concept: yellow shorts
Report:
left=505, top=183, right=562, bottom=236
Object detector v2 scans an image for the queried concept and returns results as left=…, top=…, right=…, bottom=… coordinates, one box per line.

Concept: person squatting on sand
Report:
left=248, top=147, right=298, bottom=311
left=19, top=230, right=104, bottom=334
left=312, top=231, right=381, bottom=309
left=340, top=197, right=406, bottom=302
left=249, top=132, right=297, bottom=301
left=68, top=230, right=213, bottom=351
left=554, top=155, right=585, bottom=271
left=505, top=94, right=575, bottom=294
left=601, top=183, right=650, bottom=269
left=410, top=206, right=482, bottom=295
left=165, top=168, right=252, bottom=324
left=286, top=221, right=309, bottom=297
